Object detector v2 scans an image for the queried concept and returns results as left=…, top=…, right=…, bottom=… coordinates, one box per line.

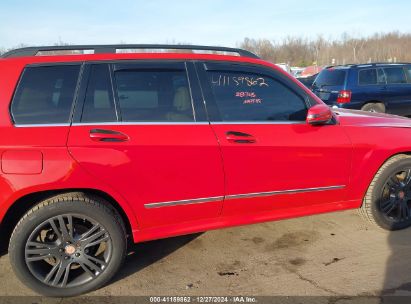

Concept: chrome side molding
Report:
left=144, top=185, right=345, bottom=209
left=144, top=196, right=224, bottom=209
left=225, top=185, right=345, bottom=200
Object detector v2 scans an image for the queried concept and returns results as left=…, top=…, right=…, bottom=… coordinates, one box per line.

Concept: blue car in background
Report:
left=312, top=63, right=411, bottom=116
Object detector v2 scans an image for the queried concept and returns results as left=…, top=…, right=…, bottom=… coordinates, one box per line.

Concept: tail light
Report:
left=337, top=90, right=352, bottom=103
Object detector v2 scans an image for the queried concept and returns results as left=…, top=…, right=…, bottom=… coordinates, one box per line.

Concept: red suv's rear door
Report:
left=67, top=62, right=224, bottom=229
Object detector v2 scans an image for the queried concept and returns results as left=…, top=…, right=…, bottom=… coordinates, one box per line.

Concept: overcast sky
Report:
left=1, top=0, right=410, bottom=49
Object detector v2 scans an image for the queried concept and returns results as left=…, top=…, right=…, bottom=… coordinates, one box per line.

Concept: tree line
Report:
left=2, top=31, right=411, bottom=67
left=239, top=31, right=411, bottom=67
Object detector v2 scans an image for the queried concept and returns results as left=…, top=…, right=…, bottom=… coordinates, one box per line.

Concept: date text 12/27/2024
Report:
left=149, top=296, right=257, bottom=303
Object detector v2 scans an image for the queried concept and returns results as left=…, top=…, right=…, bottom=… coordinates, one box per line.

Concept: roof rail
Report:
left=325, top=64, right=357, bottom=69
left=1, top=44, right=260, bottom=59
left=326, top=62, right=411, bottom=69
left=357, top=62, right=411, bottom=66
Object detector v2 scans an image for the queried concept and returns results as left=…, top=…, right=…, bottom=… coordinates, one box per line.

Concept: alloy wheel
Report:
left=24, top=214, right=112, bottom=288
left=380, top=169, right=411, bottom=222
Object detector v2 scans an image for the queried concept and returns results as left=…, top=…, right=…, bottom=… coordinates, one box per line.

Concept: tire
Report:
left=359, top=154, right=411, bottom=230
left=8, top=192, right=127, bottom=297
left=361, top=102, right=385, bottom=113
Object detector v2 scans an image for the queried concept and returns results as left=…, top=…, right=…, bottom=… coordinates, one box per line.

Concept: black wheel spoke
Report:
left=67, top=215, right=74, bottom=240
left=397, top=202, right=408, bottom=220
left=85, top=235, right=109, bottom=248
left=405, top=169, right=411, bottom=186
left=381, top=199, right=397, bottom=214
left=26, top=241, right=58, bottom=261
left=79, top=224, right=108, bottom=248
left=26, top=248, right=54, bottom=255
left=81, top=257, right=103, bottom=273
left=52, top=261, right=69, bottom=287
left=58, top=215, right=73, bottom=243
left=48, top=218, right=63, bottom=240
left=85, top=254, right=107, bottom=268
left=27, top=241, right=51, bottom=248
left=44, top=262, right=60, bottom=284
left=400, top=202, right=410, bottom=220
left=79, top=224, right=101, bottom=241
left=387, top=176, right=401, bottom=189
left=79, top=262, right=97, bottom=278
left=404, top=206, right=410, bottom=219
left=397, top=204, right=403, bottom=219
left=26, top=254, right=54, bottom=262
left=61, top=263, right=71, bottom=287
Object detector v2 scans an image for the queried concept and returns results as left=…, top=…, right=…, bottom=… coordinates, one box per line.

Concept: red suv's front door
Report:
left=197, top=62, right=352, bottom=216
left=68, top=62, right=224, bottom=229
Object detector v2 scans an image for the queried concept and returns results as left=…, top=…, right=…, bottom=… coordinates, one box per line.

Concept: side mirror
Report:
left=306, top=104, right=333, bottom=125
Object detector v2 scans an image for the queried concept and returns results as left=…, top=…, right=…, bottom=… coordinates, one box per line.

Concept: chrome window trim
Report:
left=71, top=122, right=210, bottom=126
left=14, top=121, right=307, bottom=127
left=210, top=121, right=306, bottom=125
left=14, top=123, right=71, bottom=128
left=184, top=61, right=197, bottom=121
left=144, top=196, right=224, bottom=209
left=144, top=185, right=345, bottom=209
left=71, top=121, right=306, bottom=126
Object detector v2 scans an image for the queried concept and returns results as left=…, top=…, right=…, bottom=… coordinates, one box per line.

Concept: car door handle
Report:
left=226, top=131, right=256, bottom=144
left=89, top=129, right=129, bottom=142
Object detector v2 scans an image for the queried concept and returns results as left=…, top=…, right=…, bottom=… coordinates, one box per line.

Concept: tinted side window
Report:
left=114, top=69, right=193, bottom=122
left=81, top=65, right=117, bottom=123
left=206, top=71, right=307, bottom=122
left=384, top=67, right=407, bottom=84
left=359, top=69, right=377, bottom=85
left=11, top=65, right=80, bottom=124
left=314, top=69, right=346, bottom=87
left=377, top=68, right=387, bottom=84
left=406, top=66, right=411, bottom=82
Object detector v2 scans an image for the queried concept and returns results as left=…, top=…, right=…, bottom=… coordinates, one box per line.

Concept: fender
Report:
left=342, top=125, right=411, bottom=203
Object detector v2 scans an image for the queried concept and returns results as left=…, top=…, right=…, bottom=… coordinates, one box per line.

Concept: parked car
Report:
left=290, top=67, right=305, bottom=78
left=2, top=45, right=411, bottom=297
left=297, top=73, right=318, bottom=88
left=312, top=63, right=411, bottom=115
left=300, top=65, right=323, bottom=78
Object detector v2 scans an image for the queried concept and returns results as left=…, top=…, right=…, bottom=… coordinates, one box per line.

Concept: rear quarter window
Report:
left=11, top=65, right=80, bottom=124
left=358, top=69, right=378, bottom=85
left=384, top=67, right=407, bottom=84
left=314, top=69, right=346, bottom=87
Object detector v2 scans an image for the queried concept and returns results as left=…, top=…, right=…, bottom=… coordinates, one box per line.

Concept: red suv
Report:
left=1, top=45, right=411, bottom=296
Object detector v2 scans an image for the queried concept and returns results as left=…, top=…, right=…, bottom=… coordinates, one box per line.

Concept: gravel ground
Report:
left=0, top=209, right=410, bottom=302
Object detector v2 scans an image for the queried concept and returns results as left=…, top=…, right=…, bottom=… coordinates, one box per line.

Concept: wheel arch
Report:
left=360, top=100, right=386, bottom=109
left=0, top=188, right=138, bottom=251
